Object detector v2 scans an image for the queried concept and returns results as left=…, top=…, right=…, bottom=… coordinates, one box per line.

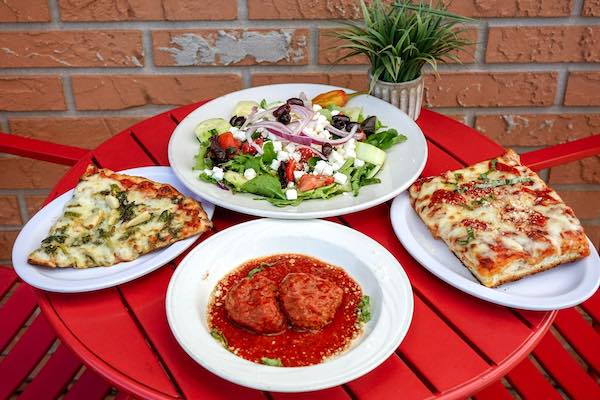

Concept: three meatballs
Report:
left=225, top=272, right=343, bottom=334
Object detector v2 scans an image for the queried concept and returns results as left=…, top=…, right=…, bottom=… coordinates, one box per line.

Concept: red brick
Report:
left=424, top=72, right=557, bottom=107
left=564, top=72, right=600, bottom=106
left=0, top=0, right=50, bottom=22
left=9, top=117, right=146, bottom=149
left=447, top=0, right=572, bottom=17
left=249, top=0, right=363, bottom=19
left=556, top=191, right=600, bottom=219
left=0, top=231, right=18, bottom=260
left=0, top=76, right=66, bottom=111
left=0, top=196, right=21, bottom=224
left=583, top=224, right=600, bottom=250
left=26, top=195, right=48, bottom=218
left=251, top=73, right=368, bottom=91
left=549, top=157, right=600, bottom=184
left=486, top=26, right=599, bottom=63
left=0, top=31, right=143, bottom=68
left=582, top=0, right=600, bottom=16
left=58, top=0, right=236, bottom=21
left=318, top=27, right=477, bottom=65
left=249, top=0, right=572, bottom=19
left=0, top=157, right=68, bottom=189
left=152, top=29, right=308, bottom=66
left=72, top=75, right=242, bottom=110
left=475, top=114, right=600, bottom=146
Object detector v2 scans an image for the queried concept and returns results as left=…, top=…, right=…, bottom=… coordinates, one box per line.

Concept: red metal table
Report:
left=32, top=103, right=558, bottom=400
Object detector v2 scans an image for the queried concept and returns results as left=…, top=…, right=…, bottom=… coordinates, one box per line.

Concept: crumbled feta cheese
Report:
left=328, top=150, right=345, bottom=165
left=272, top=140, right=282, bottom=152
left=333, top=172, right=348, bottom=185
left=314, top=160, right=329, bottom=175
left=287, top=181, right=295, bottom=188
left=312, top=104, right=322, bottom=112
left=270, top=159, right=281, bottom=170
left=243, top=168, right=257, bottom=180
left=322, top=164, right=334, bottom=176
left=345, top=149, right=357, bottom=159
left=202, top=169, right=213, bottom=177
left=290, top=151, right=301, bottom=162
left=277, top=151, right=289, bottom=162
left=230, top=126, right=246, bottom=141
left=331, top=110, right=340, bottom=116
left=286, top=189, right=298, bottom=200
left=284, top=143, right=296, bottom=153
left=354, top=158, right=365, bottom=167
left=257, top=107, right=266, bottom=113
left=344, top=138, right=356, bottom=150
left=293, top=170, right=305, bottom=181
left=211, top=167, right=224, bottom=181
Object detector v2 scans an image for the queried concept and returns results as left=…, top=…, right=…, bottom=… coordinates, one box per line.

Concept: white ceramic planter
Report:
left=369, top=75, right=424, bottom=120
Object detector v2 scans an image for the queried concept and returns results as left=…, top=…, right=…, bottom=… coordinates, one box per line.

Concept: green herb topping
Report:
left=210, top=329, right=228, bottom=348
left=357, top=295, right=371, bottom=323
left=458, top=227, right=475, bottom=245
left=260, top=357, right=283, bottom=367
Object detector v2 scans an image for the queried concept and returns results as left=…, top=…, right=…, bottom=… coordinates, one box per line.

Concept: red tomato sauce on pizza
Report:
left=207, top=254, right=367, bottom=367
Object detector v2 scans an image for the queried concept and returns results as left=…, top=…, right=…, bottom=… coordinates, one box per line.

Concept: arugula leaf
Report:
left=247, top=262, right=276, bottom=278
left=259, top=99, right=268, bottom=109
left=374, top=117, right=386, bottom=131
left=260, top=357, right=283, bottom=367
left=357, top=295, right=371, bottom=323
left=240, top=174, right=285, bottom=199
left=351, top=164, right=381, bottom=196
left=222, top=154, right=261, bottom=174
left=199, top=172, right=218, bottom=184
left=457, top=227, right=475, bottom=245
left=364, top=128, right=407, bottom=150
left=307, top=157, right=320, bottom=168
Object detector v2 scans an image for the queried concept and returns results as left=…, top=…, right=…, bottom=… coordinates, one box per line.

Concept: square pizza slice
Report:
left=408, top=149, right=590, bottom=288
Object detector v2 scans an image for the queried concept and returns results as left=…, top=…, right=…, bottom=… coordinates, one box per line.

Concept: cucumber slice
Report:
left=366, top=164, right=382, bottom=179
left=355, top=142, right=386, bottom=166
left=343, top=106, right=362, bottom=122
left=233, top=100, right=259, bottom=117
left=224, top=171, right=248, bottom=190
left=195, top=118, right=231, bottom=142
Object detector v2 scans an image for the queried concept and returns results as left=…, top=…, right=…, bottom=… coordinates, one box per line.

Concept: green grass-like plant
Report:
left=332, top=0, right=473, bottom=90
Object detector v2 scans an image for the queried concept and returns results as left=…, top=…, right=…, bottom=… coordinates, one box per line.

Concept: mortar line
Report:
left=142, top=30, right=155, bottom=72
left=61, top=73, right=76, bottom=114
left=237, top=0, right=249, bottom=20
left=47, top=0, right=60, bottom=27
left=554, top=68, right=569, bottom=106
left=475, top=21, right=488, bottom=64
left=572, top=0, right=585, bottom=16
left=15, top=192, right=30, bottom=224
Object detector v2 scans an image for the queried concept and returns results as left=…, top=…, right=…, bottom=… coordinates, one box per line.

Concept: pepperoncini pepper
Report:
left=311, top=90, right=365, bottom=108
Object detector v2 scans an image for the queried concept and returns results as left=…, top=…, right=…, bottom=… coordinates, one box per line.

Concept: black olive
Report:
left=209, top=136, right=228, bottom=164
left=345, top=121, right=359, bottom=133
left=277, top=161, right=288, bottom=188
left=277, top=112, right=291, bottom=125
left=286, top=97, right=304, bottom=106
left=332, top=119, right=346, bottom=131
left=332, top=114, right=350, bottom=124
left=273, top=104, right=290, bottom=118
left=361, top=116, right=377, bottom=135
left=322, top=143, right=333, bottom=157
left=229, top=115, right=246, bottom=127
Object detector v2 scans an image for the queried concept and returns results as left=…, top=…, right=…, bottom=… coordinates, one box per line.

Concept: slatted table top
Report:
left=35, top=103, right=554, bottom=400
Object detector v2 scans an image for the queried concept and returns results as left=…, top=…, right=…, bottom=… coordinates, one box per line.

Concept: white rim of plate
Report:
left=167, top=83, right=428, bottom=219
left=166, top=218, right=414, bottom=392
left=12, top=166, right=215, bottom=293
left=391, top=192, right=600, bottom=310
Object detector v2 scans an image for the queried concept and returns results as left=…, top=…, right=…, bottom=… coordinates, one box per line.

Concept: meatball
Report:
left=225, top=275, right=286, bottom=334
left=280, top=273, right=343, bottom=331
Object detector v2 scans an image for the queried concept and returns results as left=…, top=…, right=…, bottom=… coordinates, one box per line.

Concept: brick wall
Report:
left=0, top=0, right=599, bottom=263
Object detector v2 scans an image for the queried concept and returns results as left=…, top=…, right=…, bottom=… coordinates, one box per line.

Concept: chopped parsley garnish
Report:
left=458, top=227, right=475, bottom=245
left=357, top=295, right=371, bottom=323
left=42, top=234, right=66, bottom=244
left=158, top=210, right=174, bottom=223
left=210, top=329, right=228, bottom=348
left=63, top=211, right=81, bottom=218
left=474, top=177, right=532, bottom=190
left=247, top=262, right=276, bottom=278
left=116, top=191, right=136, bottom=222
left=260, top=357, right=283, bottom=367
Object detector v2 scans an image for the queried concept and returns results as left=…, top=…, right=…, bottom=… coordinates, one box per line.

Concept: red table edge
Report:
left=29, top=106, right=558, bottom=400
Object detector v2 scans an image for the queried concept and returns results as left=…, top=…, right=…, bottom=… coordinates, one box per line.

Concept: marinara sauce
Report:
left=207, top=254, right=365, bottom=367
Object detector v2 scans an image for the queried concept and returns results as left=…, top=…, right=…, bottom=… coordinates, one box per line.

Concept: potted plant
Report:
left=331, top=0, right=472, bottom=120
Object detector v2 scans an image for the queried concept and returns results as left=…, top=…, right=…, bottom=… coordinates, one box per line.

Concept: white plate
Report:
left=12, top=166, right=215, bottom=293
left=168, top=83, right=427, bottom=219
left=166, top=219, right=413, bottom=392
left=391, top=193, right=600, bottom=310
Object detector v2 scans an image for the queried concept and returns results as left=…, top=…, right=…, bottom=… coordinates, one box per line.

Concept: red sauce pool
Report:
left=207, top=254, right=365, bottom=367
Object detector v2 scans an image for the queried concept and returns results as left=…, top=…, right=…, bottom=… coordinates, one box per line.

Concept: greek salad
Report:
left=192, top=91, right=407, bottom=206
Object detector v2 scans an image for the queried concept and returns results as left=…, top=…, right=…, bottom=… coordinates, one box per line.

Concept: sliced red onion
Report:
left=265, top=128, right=312, bottom=146
left=325, top=124, right=353, bottom=138
left=301, top=129, right=356, bottom=146
left=289, top=104, right=314, bottom=121
left=299, top=92, right=311, bottom=109
left=249, top=120, right=295, bottom=135
left=241, top=104, right=280, bottom=128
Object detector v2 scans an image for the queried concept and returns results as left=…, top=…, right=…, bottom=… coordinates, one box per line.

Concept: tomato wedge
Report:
left=297, top=174, right=334, bottom=192
left=285, top=160, right=296, bottom=182
left=241, top=137, right=263, bottom=155
left=298, top=147, right=314, bottom=162
left=217, top=132, right=241, bottom=151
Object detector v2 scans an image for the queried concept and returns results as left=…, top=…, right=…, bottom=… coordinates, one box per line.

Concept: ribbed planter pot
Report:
left=369, top=75, right=424, bottom=120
